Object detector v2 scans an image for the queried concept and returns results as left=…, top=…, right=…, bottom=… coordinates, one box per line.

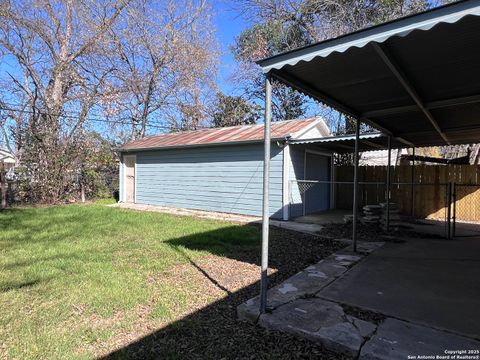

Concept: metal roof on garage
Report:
left=257, top=0, right=480, bottom=147
left=288, top=133, right=405, bottom=153
left=120, top=117, right=328, bottom=151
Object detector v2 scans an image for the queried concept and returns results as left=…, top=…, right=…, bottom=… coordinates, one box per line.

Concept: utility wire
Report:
left=0, top=102, right=213, bottom=131
left=0, top=104, right=172, bottom=130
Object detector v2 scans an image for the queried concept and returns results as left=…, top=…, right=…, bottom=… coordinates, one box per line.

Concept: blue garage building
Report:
left=119, top=118, right=332, bottom=220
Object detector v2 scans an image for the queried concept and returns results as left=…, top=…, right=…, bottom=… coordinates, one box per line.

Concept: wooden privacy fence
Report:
left=334, top=165, right=480, bottom=221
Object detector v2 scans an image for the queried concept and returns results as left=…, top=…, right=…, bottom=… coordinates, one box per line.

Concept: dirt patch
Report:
left=98, top=227, right=347, bottom=360
left=342, top=304, right=387, bottom=325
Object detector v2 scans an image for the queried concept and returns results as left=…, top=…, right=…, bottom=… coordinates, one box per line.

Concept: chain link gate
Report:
left=452, top=183, right=480, bottom=237
left=289, top=180, right=333, bottom=217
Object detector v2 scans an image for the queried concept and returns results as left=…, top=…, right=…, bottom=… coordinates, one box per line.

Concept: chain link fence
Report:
left=452, top=183, right=480, bottom=237
left=290, top=180, right=452, bottom=238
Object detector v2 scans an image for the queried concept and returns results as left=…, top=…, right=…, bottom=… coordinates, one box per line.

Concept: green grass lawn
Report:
left=0, top=204, right=260, bottom=359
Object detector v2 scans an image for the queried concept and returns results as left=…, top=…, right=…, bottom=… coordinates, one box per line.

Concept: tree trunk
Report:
left=81, top=181, right=85, bottom=203
left=0, top=170, right=6, bottom=209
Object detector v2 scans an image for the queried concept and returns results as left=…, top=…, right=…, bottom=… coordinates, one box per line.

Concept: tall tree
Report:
left=232, top=0, right=451, bottom=128
left=232, top=21, right=309, bottom=121
left=0, top=0, right=219, bottom=202
left=211, top=93, right=259, bottom=127
left=105, top=0, right=218, bottom=137
left=0, top=0, right=129, bottom=202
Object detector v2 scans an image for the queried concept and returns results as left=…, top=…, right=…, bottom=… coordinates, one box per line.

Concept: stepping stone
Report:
left=347, top=315, right=377, bottom=338
left=259, top=298, right=377, bottom=357
left=237, top=296, right=261, bottom=323
left=237, top=242, right=384, bottom=318
left=360, top=318, right=480, bottom=360
left=264, top=257, right=352, bottom=308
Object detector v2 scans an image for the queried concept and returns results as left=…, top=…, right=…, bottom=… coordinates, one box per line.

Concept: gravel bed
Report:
left=102, top=226, right=347, bottom=360
left=320, top=222, right=444, bottom=241
left=320, top=223, right=386, bottom=242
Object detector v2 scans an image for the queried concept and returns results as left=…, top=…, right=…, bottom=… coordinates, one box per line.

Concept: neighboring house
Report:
left=0, top=149, right=15, bottom=172
left=119, top=118, right=333, bottom=220
left=0, top=149, right=15, bottom=208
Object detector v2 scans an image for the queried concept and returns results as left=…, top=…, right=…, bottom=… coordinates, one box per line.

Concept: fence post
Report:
left=452, top=182, right=456, bottom=238
left=447, top=182, right=452, bottom=239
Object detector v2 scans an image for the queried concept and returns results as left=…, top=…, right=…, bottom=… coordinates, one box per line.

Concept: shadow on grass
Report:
left=163, top=223, right=334, bottom=268
left=1, top=279, right=44, bottom=293
left=2, top=253, right=83, bottom=270
left=173, top=246, right=233, bottom=295
left=100, top=226, right=345, bottom=360
left=2, top=206, right=346, bottom=358
left=0, top=207, right=106, bottom=248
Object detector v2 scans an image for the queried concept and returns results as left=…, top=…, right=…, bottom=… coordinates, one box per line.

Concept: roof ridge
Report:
left=127, top=117, right=319, bottom=142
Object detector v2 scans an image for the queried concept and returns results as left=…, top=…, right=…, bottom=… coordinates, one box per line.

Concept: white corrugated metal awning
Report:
left=288, top=133, right=405, bottom=153
left=257, top=0, right=480, bottom=147
left=258, top=1, right=480, bottom=73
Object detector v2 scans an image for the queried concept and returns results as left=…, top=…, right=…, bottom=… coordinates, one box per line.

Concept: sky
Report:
left=211, top=1, right=250, bottom=95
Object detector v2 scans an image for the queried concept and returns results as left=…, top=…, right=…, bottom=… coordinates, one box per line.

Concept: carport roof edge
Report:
left=256, top=0, right=480, bottom=73
left=256, top=0, right=480, bottom=147
left=288, top=133, right=405, bottom=153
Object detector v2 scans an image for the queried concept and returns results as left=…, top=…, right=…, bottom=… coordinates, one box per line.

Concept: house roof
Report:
left=0, top=149, right=15, bottom=164
left=121, top=118, right=328, bottom=151
left=257, top=0, right=480, bottom=147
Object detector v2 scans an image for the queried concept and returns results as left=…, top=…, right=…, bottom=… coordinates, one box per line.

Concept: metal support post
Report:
left=352, top=119, right=360, bottom=252
left=260, top=74, right=272, bottom=313
left=386, top=136, right=391, bottom=232
left=411, top=146, right=415, bottom=218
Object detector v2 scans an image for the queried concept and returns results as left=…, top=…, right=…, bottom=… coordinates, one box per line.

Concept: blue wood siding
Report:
left=125, top=143, right=284, bottom=218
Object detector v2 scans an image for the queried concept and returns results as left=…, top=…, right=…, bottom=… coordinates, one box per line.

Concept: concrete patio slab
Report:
left=238, top=237, right=480, bottom=358
left=319, top=237, right=480, bottom=339
left=294, top=209, right=351, bottom=225
left=113, top=203, right=328, bottom=235
left=360, top=318, right=480, bottom=360
left=268, top=220, right=325, bottom=235
left=112, top=203, right=261, bottom=223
